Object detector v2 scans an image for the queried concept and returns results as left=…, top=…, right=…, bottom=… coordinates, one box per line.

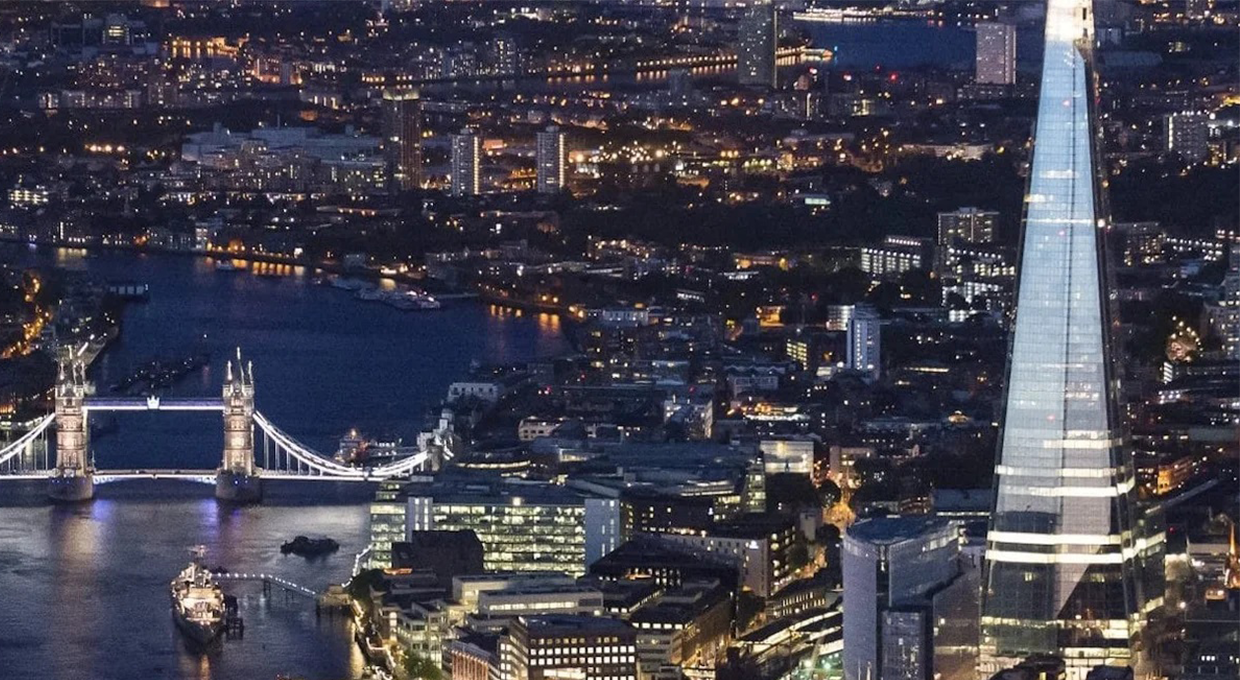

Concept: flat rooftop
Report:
left=846, top=516, right=955, bottom=545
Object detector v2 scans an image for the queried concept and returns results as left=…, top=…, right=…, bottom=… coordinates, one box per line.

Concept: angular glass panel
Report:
left=979, top=0, right=1158, bottom=676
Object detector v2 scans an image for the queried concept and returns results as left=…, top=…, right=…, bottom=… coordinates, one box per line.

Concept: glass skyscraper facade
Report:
left=979, top=0, right=1162, bottom=677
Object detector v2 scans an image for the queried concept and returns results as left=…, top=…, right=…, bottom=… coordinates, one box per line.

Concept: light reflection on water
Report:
left=0, top=246, right=568, bottom=679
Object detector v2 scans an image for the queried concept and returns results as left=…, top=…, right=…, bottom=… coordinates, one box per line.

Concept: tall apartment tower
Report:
left=1164, top=112, right=1209, bottom=163
left=846, top=305, right=881, bottom=380
left=450, top=129, right=481, bottom=197
left=381, top=89, right=422, bottom=191
left=535, top=126, right=566, bottom=194
left=979, top=0, right=1162, bottom=676
left=737, top=1, right=777, bottom=88
left=975, top=22, right=1017, bottom=85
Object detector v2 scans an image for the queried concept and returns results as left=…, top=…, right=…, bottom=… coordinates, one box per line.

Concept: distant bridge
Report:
left=0, top=348, right=449, bottom=502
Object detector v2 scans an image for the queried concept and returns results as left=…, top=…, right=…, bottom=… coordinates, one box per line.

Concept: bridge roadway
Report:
left=0, top=469, right=379, bottom=483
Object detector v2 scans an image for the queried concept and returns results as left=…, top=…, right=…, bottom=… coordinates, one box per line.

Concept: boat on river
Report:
left=170, top=547, right=225, bottom=645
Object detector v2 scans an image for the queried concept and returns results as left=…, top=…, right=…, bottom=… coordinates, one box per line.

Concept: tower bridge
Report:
left=0, top=348, right=441, bottom=503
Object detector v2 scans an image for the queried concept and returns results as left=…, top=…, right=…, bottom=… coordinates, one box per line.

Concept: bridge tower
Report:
left=49, top=347, right=93, bottom=502
left=215, top=350, right=262, bottom=502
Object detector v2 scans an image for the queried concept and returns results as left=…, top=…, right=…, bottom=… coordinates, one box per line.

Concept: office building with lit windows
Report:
left=499, top=615, right=639, bottom=680
left=653, top=515, right=797, bottom=598
left=386, top=479, right=620, bottom=576
left=859, top=240, right=925, bottom=279
left=368, top=480, right=407, bottom=568
left=979, top=0, right=1163, bottom=676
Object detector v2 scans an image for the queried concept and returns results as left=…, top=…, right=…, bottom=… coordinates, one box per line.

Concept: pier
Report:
left=214, top=572, right=318, bottom=599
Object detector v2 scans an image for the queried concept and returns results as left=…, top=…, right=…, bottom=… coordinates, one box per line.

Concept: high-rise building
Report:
left=826, top=304, right=856, bottom=331
left=842, top=517, right=960, bottom=680
left=1205, top=243, right=1240, bottom=359
left=1165, top=111, right=1210, bottom=163
left=737, top=1, right=777, bottom=88
left=488, top=34, right=521, bottom=76
left=451, top=128, right=481, bottom=196
left=535, top=126, right=566, bottom=194
left=979, top=0, right=1163, bottom=676
left=976, top=22, right=1017, bottom=85
left=937, top=207, right=998, bottom=246
left=381, top=89, right=422, bottom=191
left=846, top=305, right=881, bottom=379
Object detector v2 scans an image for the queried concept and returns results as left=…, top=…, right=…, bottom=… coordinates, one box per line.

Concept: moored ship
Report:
left=170, top=547, right=225, bottom=645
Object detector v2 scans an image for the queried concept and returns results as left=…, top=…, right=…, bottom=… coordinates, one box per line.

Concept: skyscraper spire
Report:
left=979, top=0, right=1162, bottom=676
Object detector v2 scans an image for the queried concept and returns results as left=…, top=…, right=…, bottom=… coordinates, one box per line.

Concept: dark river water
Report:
left=796, top=19, right=1043, bottom=71
left=0, top=245, right=568, bottom=680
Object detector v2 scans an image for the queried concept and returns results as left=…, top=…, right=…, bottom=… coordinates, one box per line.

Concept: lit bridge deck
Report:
left=0, top=470, right=382, bottom=483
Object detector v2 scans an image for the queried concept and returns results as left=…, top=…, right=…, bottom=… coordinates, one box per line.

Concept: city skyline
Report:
left=0, top=1, right=1235, bottom=680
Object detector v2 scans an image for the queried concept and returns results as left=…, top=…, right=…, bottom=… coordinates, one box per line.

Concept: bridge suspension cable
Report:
left=251, top=411, right=428, bottom=479
left=0, top=414, right=55, bottom=468
left=0, top=411, right=427, bottom=481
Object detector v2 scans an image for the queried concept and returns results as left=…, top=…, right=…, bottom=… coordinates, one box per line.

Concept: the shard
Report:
left=979, top=0, right=1163, bottom=676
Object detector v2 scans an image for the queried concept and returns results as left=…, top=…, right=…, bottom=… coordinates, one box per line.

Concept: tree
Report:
left=345, top=568, right=385, bottom=615
left=402, top=651, right=442, bottom=680
left=817, top=479, right=842, bottom=509
left=815, top=524, right=843, bottom=587
left=788, top=538, right=810, bottom=571
left=735, top=591, right=765, bottom=633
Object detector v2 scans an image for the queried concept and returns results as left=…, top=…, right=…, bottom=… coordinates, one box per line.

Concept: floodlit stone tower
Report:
left=49, top=347, right=93, bottom=502
left=216, top=349, right=261, bottom=502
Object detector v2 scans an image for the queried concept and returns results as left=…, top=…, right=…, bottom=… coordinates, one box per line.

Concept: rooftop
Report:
left=846, top=516, right=955, bottom=546
left=521, top=614, right=635, bottom=635
left=399, top=477, right=594, bottom=506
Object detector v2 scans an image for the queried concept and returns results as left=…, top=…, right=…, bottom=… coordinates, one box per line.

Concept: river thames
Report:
left=0, top=246, right=569, bottom=680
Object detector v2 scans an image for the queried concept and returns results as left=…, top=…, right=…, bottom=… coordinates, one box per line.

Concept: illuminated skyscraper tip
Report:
left=979, top=0, right=1161, bottom=676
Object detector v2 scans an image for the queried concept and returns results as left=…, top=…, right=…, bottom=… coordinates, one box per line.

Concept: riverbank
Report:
left=0, top=236, right=446, bottom=293
left=0, top=245, right=569, bottom=679
left=1, top=244, right=570, bottom=466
